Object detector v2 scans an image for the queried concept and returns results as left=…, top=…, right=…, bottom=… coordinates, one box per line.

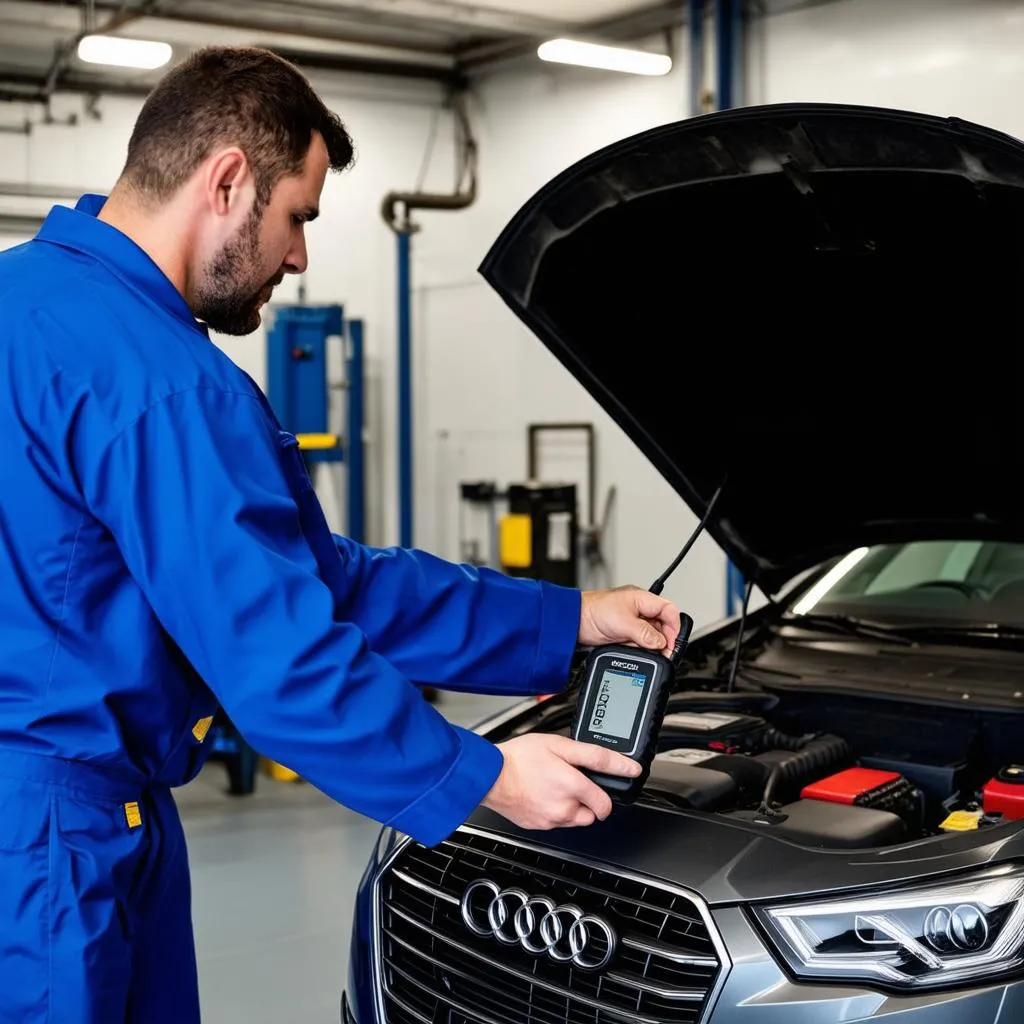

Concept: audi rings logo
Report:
left=460, top=879, right=617, bottom=971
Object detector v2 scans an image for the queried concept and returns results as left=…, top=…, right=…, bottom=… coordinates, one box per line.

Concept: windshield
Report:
left=787, top=540, right=1024, bottom=626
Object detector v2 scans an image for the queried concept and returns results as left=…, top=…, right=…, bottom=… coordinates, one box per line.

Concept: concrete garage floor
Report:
left=174, top=690, right=523, bottom=1024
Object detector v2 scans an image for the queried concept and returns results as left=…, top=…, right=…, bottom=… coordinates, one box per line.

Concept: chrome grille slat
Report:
left=439, top=838, right=707, bottom=930
left=382, top=917, right=660, bottom=1024
left=622, top=936, right=718, bottom=967
left=385, top=957, right=529, bottom=1024
left=603, top=973, right=704, bottom=1001
left=387, top=958, right=589, bottom=1024
left=383, top=991, right=432, bottom=1024
left=391, top=867, right=460, bottom=905
left=373, top=827, right=728, bottom=1024
left=384, top=944, right=641, bottom=1024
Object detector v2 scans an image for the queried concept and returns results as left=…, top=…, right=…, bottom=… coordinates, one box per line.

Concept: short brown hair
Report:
left=121, top=46, right=354, bottom=207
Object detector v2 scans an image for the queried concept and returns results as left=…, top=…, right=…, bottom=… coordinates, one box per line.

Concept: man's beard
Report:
left=193, top=207, right=280, bottom=337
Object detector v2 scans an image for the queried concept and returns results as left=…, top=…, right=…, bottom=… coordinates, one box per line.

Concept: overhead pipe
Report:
left=55, top=3, right=458, bottom=55
left=380, top=94, right=478, bottom=232
left=381, top=91, right=477, bottom=549
left=268, top=47, right=465, bottom=87
left=0, top=74, right=152, bottom=103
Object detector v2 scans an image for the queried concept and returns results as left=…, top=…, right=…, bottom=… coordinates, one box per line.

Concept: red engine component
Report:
left=983, top=766, right=1024, bottom=820
left=801, top=767, right=904, bottom=806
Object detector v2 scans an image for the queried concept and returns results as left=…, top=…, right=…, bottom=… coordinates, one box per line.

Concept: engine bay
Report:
left=640, top=690, right=1024, bottom=848
left=515, top=686, right=1024, bottom=850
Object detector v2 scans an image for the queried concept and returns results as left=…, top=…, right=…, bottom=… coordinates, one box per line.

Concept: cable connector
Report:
left=669, top=613, right=695, bottom=667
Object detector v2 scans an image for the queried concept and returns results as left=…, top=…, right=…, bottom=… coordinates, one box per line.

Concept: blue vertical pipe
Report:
left=715, top=0, right=734, bottom=110
left=397, top=229, right=413, bottom=549
left=347, top=318, right=366, bottom=545
left=732, top=0, right=743, bottom=107
left=689, top=0, right=704, bottom=117
left=715, top=0, right=743, bottom=111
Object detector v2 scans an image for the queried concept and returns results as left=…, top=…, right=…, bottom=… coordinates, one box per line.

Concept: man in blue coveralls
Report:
left=0, top=45, right=684, bottom=1023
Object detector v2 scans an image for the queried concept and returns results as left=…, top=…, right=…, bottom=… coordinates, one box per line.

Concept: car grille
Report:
left=374, top=827, right=726, bottom=1024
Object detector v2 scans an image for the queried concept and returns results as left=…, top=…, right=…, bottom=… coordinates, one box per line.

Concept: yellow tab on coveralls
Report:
left=124, top=802, right=143, bottom=829
left=296, top=432, right=339, bottom=450
left=192, top=715, right=214, bottom=742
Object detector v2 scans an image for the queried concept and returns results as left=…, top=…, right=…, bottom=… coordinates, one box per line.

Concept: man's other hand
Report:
left=480, top=734, right=641, bottom=829
left=578, top=585, right=682, bottom=652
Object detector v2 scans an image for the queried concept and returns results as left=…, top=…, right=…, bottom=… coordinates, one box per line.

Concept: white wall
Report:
left=750, top=0, right=1024, bottom=133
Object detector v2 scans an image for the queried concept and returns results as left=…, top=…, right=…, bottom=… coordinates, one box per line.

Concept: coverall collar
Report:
left=36, top=194, right=204, bottom=333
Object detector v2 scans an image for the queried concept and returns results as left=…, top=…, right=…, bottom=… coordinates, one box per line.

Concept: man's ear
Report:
left=204, top=146, right=252, bottom=217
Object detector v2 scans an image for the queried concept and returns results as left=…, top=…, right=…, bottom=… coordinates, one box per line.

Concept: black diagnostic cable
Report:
left=648, top=481, right=725, bottom=597
left=725, top=577, right=756, bottom=693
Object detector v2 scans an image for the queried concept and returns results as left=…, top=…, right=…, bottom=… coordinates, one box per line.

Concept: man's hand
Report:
left=480, top=734, right=641, bottom=829
left=578, top=585, right=682, bottom=652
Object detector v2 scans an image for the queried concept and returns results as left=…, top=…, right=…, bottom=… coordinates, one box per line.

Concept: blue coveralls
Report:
left=0, top=195, right=581, bottom=1022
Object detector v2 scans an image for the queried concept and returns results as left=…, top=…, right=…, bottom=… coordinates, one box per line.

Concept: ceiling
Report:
left=0, top=0, right=700, bottom=101
left=0, top=0, right=848, bottom=108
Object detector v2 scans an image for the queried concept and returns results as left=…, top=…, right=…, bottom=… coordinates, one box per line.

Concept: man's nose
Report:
left=283, top=232, right=309, bottom=275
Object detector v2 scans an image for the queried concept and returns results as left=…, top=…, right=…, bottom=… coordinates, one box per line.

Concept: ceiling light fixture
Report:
left=537, top=38, right=672, bottom=76
left=77, top=35, right=172, bottom=71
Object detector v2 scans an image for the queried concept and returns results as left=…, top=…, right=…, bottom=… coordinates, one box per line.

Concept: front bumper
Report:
left=343, top=825, right=1024, bottom=1024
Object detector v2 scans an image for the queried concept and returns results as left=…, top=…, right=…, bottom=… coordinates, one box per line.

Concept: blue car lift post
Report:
left=208, top=303, right=367, bottom=794
left=265, top=303, right=366, bottom=544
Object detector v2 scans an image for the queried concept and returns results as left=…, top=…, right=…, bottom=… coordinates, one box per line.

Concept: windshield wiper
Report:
left=781, top=613, right=915, bottom=645
left=894, top=623, right=1024, bottom=644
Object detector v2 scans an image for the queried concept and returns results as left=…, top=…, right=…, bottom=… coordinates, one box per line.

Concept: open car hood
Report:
left=478, top=103, right=1024, bottom=593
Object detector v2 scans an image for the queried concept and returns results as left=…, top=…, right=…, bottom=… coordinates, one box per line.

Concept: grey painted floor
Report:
left=175, top=691, right=522, bottom=1024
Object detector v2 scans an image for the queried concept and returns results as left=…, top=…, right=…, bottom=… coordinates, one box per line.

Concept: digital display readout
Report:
left=589, top=668, right=646, bottom=740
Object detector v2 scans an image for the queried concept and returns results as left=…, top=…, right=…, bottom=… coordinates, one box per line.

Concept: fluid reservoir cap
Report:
left=997, top=765, right=1024, bottom=784
left=940, top=809, right=983, bottom=832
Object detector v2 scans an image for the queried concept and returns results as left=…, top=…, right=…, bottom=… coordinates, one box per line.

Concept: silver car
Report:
left=344, top=101, right=1024, bottom=1024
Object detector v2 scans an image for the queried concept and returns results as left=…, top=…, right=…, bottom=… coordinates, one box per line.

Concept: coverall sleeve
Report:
left=82, top=386, right=511, bottom=847
left=328, top=533, right=581, bottom=693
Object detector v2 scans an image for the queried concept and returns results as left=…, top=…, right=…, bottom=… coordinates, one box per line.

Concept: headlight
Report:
left=753, top=864, right=1024, bottom=991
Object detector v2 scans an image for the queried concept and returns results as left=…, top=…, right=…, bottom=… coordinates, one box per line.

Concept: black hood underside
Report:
left=479, top=103, right=1024, bottom=592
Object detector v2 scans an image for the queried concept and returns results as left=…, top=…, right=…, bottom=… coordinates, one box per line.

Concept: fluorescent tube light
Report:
left=537, top=38, right=672, bottom=76
left=77, top=35, right=172, bottom=71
